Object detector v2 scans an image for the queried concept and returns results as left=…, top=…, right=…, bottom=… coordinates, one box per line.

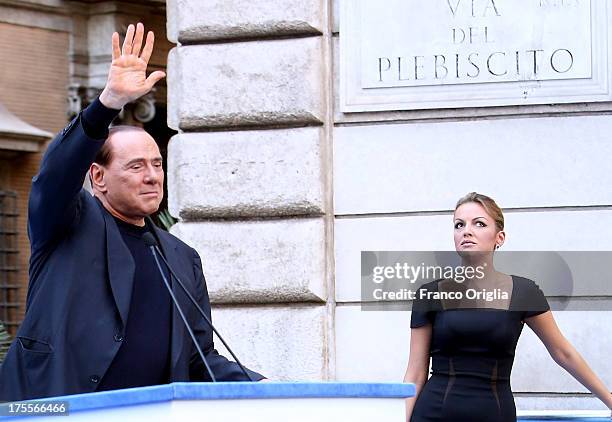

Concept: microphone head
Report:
left=142, top=232, right=159, bottom=247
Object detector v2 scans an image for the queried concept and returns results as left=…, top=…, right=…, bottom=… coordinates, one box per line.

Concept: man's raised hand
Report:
left=99, top=23, right=166, bottom=110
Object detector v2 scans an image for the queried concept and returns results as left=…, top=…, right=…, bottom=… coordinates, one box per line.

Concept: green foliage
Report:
left=155, top=208, right=178, bottom=231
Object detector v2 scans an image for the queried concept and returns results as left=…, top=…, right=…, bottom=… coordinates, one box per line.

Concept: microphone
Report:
left=142, top=232, right=254, bottom=382
left=142, top=232, right=217, bottom=382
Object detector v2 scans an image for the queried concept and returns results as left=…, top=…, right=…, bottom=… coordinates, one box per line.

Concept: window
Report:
left=0, top=191, right=19, bottom=332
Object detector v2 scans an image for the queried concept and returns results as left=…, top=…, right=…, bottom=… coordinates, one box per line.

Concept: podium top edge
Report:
left=0, top=382, right=415, bottom=416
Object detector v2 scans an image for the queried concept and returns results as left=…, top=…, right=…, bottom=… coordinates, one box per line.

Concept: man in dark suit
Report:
left=0, top=23, right=263, bottom=401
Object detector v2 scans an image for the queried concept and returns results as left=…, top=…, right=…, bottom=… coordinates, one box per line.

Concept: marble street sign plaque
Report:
left=340, top=0, right=612, bottom=112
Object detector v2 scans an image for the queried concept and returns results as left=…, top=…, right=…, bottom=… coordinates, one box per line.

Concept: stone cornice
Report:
left=0, top=1, right=71, bottom=31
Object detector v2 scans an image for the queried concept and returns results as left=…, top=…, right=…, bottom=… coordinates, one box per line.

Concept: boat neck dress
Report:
left=409, top=275, right=550, bottom=422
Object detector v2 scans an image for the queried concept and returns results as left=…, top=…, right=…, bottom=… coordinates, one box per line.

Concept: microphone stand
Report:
left=143, top=231, right=254, bottom=382
left=145, top=238, right=217, bottom=382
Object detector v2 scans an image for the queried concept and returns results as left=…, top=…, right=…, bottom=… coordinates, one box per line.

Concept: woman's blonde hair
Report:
left=455, top=192, right=504, bottom=232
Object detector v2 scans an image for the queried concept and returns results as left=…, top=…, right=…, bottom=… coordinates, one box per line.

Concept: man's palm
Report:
left=100, top=23, right=165, bottom=110
left=107, top=55, right=151, bottom=103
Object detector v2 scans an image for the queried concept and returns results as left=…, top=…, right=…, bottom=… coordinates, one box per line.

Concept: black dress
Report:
left=410, top=276, right=550, bottom=422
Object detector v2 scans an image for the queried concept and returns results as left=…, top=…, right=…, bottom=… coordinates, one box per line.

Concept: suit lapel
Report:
left=94, top=205, right=194, bottom=378
left=97, top=200, right=135, bottom=329
left=147, top=219, right=189, bottom=379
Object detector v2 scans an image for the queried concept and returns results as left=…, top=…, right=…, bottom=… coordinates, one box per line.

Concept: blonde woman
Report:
left=404, top=192, right=612, bottom=421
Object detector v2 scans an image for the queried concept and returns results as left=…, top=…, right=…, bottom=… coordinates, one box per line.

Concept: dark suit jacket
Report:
left=0, top=111, right=263, bottom=401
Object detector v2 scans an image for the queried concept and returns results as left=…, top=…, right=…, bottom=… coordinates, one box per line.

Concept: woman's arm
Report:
left=526, top=311, right=612, bottom=411
left=403, top=324, right=432, bottom=422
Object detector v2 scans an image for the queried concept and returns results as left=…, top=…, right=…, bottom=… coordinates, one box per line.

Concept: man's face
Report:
left=95, top=130, right=164, bottom=222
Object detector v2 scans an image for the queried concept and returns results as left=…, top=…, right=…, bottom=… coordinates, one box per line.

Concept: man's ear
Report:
left=90, top=163, right=107, bottom=193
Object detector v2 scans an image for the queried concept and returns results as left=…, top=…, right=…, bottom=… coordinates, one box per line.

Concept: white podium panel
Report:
left=0, top=382, right=413, bottom=422
left=0, top=382, right=608, bottom=421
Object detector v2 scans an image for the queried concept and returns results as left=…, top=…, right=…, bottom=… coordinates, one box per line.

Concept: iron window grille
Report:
left=0, top=191, right=19, bottom=331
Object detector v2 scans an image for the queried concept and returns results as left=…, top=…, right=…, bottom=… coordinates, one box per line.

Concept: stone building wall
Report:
left=167, top=0, right=332, bottom=380
left=166, top=0, right=612, bottom=410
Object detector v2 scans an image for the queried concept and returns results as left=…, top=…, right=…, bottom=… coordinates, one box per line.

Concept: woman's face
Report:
left=453, top=202, right=505, bottom=253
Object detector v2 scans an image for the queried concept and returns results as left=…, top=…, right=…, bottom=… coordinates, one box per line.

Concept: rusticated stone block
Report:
left=171, top=218, right=327, bottom=303
left=211, top=305, right=328, bottom=380
left=167, top=128, right=324, bottom=219
left=167, top=0, right=325, bottom=43
left=167, top=37, right=324, bottom=130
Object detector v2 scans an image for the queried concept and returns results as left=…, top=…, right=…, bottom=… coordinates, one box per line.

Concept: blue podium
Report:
left=0, top=382, right=414, bottom=421
left=1, top=383, right=609, bottom=421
